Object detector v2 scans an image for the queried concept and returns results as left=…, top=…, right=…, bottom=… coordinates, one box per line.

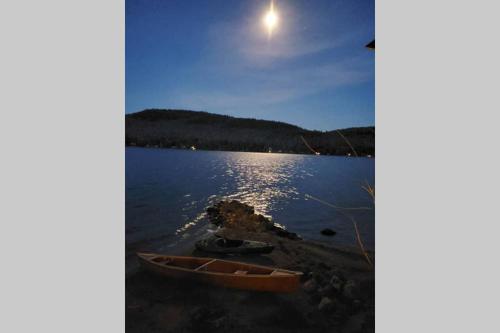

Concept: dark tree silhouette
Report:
left=125, top=109, right=375, bottom=156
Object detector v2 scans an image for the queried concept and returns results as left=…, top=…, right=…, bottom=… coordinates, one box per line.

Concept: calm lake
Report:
left=126, top=147, right=375, bottom=252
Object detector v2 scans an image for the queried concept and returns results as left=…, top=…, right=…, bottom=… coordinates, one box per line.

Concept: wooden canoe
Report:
left=137, top=253, right=303, bottom=293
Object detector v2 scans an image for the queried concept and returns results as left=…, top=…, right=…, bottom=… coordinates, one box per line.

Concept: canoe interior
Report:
left=215, top=238, right=244, bottom=247
left=150, top=256, right=207, bottom=270
left=147, top=255, right=291, bottom=276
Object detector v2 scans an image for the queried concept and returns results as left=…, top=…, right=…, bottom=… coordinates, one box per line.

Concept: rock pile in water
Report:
left=206, top=200, right=301, bottom=240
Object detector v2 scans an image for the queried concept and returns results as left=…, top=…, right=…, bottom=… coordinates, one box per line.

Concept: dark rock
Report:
left=310, top=292, right=322, bottom=304
left=318, top=262, right=329, bottom=270
left=205, top=200, right=272, bottom=231
left=329, top=275, right=344, bottom=292
left=343, top=280, right=359, bottom=299
left=212, top=316, right=227, bottom=329
left=302, top=279, right=318, bottom=293
left=273, top=226, right=302, bottom=240
left=318, top=284, right=335, bottom=297
left=205, top=200, right=304, bottom=239
left=278, top=241, right=291, bottom=255
left=311, top=271, right=327, bottom=285
left=321, top=228, right=337, bottom=236
left=189, top=306, right=210, bottom=322
left=330, top=267, right=344, bottom=278
left=311, top=270, right=325, bottom=286
left=206, top=206, right=218, bottom=214
left=189, top=307, right=227, bottom=331
left=318, top=297, right=334, bottom=312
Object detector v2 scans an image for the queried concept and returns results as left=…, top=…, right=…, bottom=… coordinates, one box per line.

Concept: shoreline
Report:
left=126, top=201, right=374, bottom=332
left=125, top=145, right=375, bottom=158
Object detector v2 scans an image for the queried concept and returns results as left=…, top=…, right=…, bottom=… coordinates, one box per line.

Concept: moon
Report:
left=263, top=1, right=279, bottom=37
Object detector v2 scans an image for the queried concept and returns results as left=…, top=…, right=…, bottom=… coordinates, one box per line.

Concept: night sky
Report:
left=126, top=0, right=374, bottom=130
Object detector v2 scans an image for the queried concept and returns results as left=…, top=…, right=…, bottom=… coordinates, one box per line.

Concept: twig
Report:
left=361, top=180, right=375, bottom=203
left=300, top=135, right=320, bottom=155
left=350, top=216, right=373, bottom=268
left=335, top=130, right=358, bottom=157
left=305, top=194, right=372, bottom=211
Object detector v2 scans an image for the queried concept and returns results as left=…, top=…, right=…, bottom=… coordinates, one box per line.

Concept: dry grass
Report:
left=362, top=179, right=375, bottom=203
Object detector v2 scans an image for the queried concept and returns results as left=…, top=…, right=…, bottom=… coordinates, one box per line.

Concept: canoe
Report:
left=195, top=236, right=274, bottom=254
left=137, top=253, right=303, bottom=293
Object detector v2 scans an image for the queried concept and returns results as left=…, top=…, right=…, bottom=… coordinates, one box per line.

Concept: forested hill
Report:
left=125, top=109, right=374, bottom=156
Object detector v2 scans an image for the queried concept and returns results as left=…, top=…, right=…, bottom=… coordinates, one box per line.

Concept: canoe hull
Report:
left=137, top=253, right=302, bottom=293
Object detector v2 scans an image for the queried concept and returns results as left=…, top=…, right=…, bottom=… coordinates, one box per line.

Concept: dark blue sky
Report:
left=126, top=0, right=374, bottom=130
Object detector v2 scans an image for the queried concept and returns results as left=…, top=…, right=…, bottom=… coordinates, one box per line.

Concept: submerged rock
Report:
left=320, top=228, right=337, bottom=236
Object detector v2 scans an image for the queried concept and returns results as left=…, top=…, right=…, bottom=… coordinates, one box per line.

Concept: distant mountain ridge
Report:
left=125, top=109, right=374, bottom=156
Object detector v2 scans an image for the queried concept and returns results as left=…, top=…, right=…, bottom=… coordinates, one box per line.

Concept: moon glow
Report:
left=263, top=1, right=279, bottom=37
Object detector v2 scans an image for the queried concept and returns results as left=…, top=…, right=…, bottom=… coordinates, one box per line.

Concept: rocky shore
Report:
left=126, top=200, right=374, bottom=333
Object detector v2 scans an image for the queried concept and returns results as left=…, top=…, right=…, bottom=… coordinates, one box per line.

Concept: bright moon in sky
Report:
left=263, top=1, right=278, bottom=37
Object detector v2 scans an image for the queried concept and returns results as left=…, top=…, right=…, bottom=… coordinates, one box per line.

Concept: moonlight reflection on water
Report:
left=222, top=152, right=304, bottom=218
left=126, top=148, right=374, bottom=250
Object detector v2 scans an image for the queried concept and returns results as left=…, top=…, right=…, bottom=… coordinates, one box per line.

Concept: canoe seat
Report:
left=234, top=270, right=248, bottom=275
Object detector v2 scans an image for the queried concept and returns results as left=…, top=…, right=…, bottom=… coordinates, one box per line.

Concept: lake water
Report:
left=126, top=147, right=375, bottom=252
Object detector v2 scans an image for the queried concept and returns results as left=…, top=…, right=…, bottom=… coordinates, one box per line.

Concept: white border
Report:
left=377, top=0, right=500, bottom=331
left=0, top=1, right=124, bottom=332
left=2, top=0, right=500, bottom=331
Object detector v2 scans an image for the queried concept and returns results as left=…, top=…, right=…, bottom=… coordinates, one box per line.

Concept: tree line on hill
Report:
left=125, top=109, right=374, bottom=156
